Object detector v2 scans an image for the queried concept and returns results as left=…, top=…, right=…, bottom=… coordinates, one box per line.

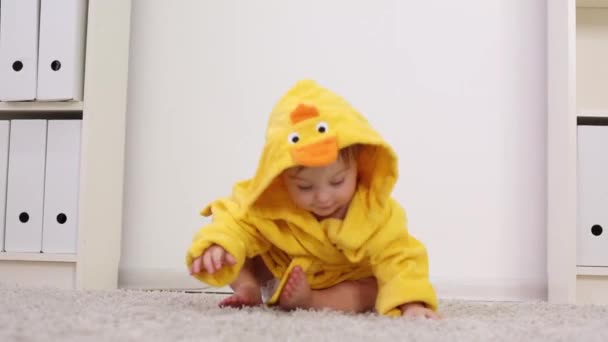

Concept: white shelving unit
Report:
left=548, top=0, right=608, bottom=304
left=0, top=0, right=131, bottom=290
left=0, top=102, right=83, bottom=112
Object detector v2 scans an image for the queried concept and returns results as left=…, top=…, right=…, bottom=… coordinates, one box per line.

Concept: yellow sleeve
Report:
left=185, top=198, right=270, bottom=287
left=366, top=200, right=438, bottom=316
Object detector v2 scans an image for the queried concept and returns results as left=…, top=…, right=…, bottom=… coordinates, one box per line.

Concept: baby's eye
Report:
left=288, top=132, right=300, bottom=144
left=317, top=122, right=329, bottom=134
left=297, top=185, right=313, bottom=191
left=330, top=179, right=345, bottom=186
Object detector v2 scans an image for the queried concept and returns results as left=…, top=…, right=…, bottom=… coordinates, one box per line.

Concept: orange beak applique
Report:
left=291, top=136, right=338, bottom=167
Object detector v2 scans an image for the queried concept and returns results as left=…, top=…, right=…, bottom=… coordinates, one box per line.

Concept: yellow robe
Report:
left=186, top=80, right=438, bottom=316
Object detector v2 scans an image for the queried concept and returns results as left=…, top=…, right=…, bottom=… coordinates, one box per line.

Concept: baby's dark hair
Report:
left=338, top=144, right=360, bottom=166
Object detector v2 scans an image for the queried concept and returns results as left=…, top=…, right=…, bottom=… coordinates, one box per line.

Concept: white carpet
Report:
left=1, top=287, right=608, bottom=342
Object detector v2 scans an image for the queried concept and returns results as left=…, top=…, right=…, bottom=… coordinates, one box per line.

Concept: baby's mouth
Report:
left=316, top=205, right=334, bottom=212
left=315, top=205, right=340, bottom=217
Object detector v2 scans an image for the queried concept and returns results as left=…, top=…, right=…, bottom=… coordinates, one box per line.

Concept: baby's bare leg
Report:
left=322, top=277, right=377, bottom=312
left=279, top=266, right=377, bottom=313
left=219, top=256, right=273, bottom=308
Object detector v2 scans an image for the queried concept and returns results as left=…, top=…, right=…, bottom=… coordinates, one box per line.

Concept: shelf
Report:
left=0, top=252, right=76, bottom=263
left=577, top=9, right=608, bottom=115
left=578, top=110, right=608, bottom=118
left=0, top=0, right=131, bottom=290
left=577, top=266, right=608, bottom=276
left=578, top=116, right=608, bottom=125
left=0, top=261, right=76, bottom=289
left=578, top=0, right=608, bottom=8
left=0, top=101, right=83, bottom=112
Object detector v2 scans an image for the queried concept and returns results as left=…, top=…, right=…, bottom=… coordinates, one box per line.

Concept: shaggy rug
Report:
left=1, top=287, right=607, bottom=341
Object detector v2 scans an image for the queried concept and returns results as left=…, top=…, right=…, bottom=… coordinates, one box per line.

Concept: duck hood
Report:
left=226, top=79, right=398, bottom=215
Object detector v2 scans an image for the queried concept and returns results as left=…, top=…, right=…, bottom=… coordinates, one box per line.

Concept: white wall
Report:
left=121, top=0, right=547, bottom=300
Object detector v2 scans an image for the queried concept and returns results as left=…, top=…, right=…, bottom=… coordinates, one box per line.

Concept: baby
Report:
left=187, top=80, right=439, bottom=319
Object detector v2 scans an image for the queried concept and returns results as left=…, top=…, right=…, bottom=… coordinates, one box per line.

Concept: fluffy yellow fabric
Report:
left=186, top=80, right=438, bottom=315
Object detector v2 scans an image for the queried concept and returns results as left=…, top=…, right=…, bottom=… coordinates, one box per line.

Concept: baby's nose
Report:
left=315, top=191, right=331, bottom=203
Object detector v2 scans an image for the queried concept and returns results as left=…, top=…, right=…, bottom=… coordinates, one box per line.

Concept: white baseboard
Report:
left=118, top=267, right=231, bottom=292
left=118, top=267, right=547, bottom=301
left=432, top=276, right=547, bottom=302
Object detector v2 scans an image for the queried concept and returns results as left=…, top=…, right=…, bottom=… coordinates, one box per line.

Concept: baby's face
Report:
left=282, top=157, right=357, bottom=220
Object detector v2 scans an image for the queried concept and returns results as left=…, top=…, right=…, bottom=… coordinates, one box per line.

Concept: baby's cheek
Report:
left=335, top=190, right=349, bottom=205
left=294, top=193, right=312, bottom=209
left=343, top=181, right=357, bottom=201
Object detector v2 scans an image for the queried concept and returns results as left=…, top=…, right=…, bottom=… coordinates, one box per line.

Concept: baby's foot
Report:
left=279, top=266, right=313, bottom=310
left=218, top=285, right=262, bottom=308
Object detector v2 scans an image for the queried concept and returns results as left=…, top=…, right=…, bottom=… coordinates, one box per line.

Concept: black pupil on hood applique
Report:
left=317, top=122, right=328, bottom=133
left=288, top=132, right=300, bottom=144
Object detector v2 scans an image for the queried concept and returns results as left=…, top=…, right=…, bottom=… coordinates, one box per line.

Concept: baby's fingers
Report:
left=190, top=257, right=203, bottom=275
left=211, top=247, right=225, bottom=271
left=403, top=308, right=441, bottom=320
left=403, top=311, right=423, bottom=319
left=224, top=253, right=236, bottom=265
left=403, top=308, right=429, bottom=319
left=426, top=310, right=442, bottom=320
left=203, top=251, right=215, bottom=274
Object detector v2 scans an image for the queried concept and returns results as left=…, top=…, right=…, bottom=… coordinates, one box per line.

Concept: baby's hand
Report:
left=400, top=302, right=441, bottom=320
left=190, top=244, right=237, bottom=275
